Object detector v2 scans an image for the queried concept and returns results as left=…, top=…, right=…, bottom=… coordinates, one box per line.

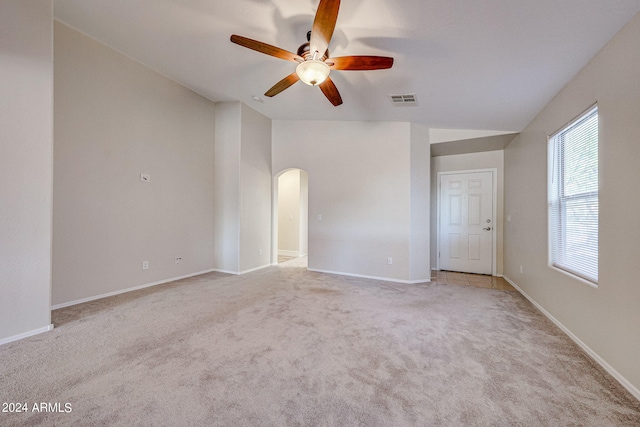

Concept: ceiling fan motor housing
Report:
left=297, top=41, right=328, bottom=62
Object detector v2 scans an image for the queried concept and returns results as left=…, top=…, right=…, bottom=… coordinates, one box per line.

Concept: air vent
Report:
left=389, top=93, right=418, bottom=106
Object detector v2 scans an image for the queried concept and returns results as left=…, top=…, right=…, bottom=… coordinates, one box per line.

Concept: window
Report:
left=548, top=105, right=598, bottom=284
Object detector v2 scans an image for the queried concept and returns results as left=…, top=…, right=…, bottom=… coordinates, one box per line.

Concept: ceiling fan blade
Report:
left=327, top=56, right=394, bottom=70
left=265, top=72, right=300, bottom=97
left=319, top=77, right=343, bottom=106
left=230, top=34, right=303, bottom=62
left=309, top=0, right=340, bottom=59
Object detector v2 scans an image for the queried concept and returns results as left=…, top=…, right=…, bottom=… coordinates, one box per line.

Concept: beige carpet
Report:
left=1, top=257, right=638, bottom=426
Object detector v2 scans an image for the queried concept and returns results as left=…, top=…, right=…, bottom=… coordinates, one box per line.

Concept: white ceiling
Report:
left=53, top=0, right=640, bottom=132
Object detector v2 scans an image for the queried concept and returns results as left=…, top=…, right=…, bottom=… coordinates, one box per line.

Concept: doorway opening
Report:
left=273, top=169, right=309, bottom=265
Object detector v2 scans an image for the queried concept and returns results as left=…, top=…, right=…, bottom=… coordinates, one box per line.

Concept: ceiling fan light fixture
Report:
left=230, top=0, right=393, bottom=106
left=296, top=60, right=330, bottom=86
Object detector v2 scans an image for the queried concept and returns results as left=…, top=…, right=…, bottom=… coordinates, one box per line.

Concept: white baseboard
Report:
left=238, top=264, right=271, bottom=275
left=307, top=268, right=429, bottom=285
left=504, top=275, right=640, bottom=402
left=51, top=268, right=219, bottom=310
left=431, top=268, right=503, bottom=278
left=278, top=250, right=299, bottom=257
left=0, top=324, right=54, bottom=346
left=209, top=264, right=272, bottom=276
left=214, top=269, right=240, bottom=275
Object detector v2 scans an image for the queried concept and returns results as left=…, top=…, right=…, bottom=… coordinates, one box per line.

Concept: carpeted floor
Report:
left=1, top=257, right=638, bottom=426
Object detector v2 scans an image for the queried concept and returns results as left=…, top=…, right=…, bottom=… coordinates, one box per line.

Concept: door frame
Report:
left=436, top=168, right=498, bottom=276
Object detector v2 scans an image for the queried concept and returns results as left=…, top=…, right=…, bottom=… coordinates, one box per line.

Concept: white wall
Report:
left=214, top=102, right=272, bottom=274
left=0, top=0, right=53, bottom=342
left=53, top=22, right=216, bottom=306
left=504, top=12, right=640, bottom=395
left=273, top=120, right=430, bottom=282
left=431, top=150, right=504, bottom=275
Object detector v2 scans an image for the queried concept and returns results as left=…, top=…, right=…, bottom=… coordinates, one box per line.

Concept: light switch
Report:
left=140, top=173, right=151, bottom=182
left=317, top=214, right=322, bottom=221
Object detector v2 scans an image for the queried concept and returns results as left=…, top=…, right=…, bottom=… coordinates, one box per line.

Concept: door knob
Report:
left=483, top=227, right=492, bottom=231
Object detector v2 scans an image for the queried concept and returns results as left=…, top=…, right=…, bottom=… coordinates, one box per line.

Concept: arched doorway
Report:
left=273, top=169, right=308, bottom=265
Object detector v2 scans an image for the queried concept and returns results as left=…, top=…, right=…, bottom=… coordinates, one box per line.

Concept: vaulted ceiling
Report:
left=54, top=0, right=640, bottom=133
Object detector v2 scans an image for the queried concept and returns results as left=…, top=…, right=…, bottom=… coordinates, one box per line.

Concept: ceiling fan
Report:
left=230, top=0, right=393, bottom=106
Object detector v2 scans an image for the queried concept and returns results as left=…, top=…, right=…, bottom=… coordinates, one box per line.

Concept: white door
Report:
left=439, top=171, right=494, bottom=275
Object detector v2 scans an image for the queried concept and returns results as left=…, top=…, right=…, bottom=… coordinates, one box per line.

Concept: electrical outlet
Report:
left=388, top=257, right=393, bottom=265
left=317, top=214, right=322, bottom=221
left=258, top=249, right=263, bottom=256
left=175, top=257, right=182, bottom=264
left=520, top=264, right=523, bottom=274
left=142, top=261, right=149, bottom=270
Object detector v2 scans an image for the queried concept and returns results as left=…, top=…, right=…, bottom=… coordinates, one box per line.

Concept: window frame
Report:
left=547, top=104, right=599, bottom=287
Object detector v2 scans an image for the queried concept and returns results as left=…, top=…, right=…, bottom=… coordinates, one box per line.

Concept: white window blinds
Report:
left=548, top=105, right=598, bottom=284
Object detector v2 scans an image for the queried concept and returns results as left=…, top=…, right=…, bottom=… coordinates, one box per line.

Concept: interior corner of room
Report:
left=2, top=0, right=639, bottom=419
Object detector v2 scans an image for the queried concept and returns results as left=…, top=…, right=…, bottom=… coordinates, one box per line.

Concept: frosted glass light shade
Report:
left=296, top=60, right=330, bottom=86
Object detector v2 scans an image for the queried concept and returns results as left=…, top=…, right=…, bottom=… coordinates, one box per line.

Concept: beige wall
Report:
left=504, top=12, right=640, bottom=395
left=431, top=150, right=505, bottom=275
left=299, top=171, right=309, bottom=256
left=53, top=22, right=216, bottom=306
left=0, top=0, right=53, bottom=342
left=273, top=120, right=430, bottom=282
left=213, top=103, right=241, bottom=273
left=214, top=102, right=272, bottom=274
left=239, top=103, right=272, bottom=273
left=410, top=123, right=431, bottom=280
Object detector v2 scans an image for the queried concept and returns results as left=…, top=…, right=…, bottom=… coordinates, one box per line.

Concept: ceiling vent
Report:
left=389, top=93, right=418, bottom=106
